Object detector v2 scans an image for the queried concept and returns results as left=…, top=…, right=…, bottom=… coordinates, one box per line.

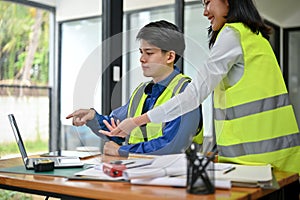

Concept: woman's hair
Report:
left=208, top=0, right=271, bottom=48
left=136, top=20, right=185, bottom=63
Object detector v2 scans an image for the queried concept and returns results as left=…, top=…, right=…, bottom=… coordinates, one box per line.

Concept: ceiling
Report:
left=255, top=0, right=300, bottom=27
left=28, top=0, right=300, bottom=28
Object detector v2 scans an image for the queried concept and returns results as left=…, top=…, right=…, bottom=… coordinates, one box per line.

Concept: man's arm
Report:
left=85, top=113, right=111, bottom=142
left=86, top=104, right=129, bottom=143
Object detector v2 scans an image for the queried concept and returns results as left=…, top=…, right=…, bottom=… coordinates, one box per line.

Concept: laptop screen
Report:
left=8, top=114, right=84, bottom=169
left=8, top=114, right=29, bottom=162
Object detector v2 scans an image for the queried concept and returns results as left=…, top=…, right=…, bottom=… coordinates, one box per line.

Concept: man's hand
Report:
left=99, top=118, right=137, bottom=138
left=66, top=109, right=96, bottom=126
left=103, top=141, right=120, bottom=156
left=102, top=117, right=119, bottom=130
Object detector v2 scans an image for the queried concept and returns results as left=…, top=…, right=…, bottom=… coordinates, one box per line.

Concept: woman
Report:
left=101, top=0, right=300, bottom=174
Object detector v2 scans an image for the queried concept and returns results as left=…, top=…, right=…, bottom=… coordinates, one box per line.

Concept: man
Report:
left=66, top=20, right=202, bottom=157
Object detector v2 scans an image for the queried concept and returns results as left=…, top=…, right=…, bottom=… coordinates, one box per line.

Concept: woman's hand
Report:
left=99, top=114, right=150, bottom=137
left=99, top=118, right=137, bottom=137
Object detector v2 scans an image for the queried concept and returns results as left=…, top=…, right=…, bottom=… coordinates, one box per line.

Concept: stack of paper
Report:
left=130, top=176, right=232, bottom=189
left=72, top=165, right=125, bottom=181
left=123, top=154, right=186, bottom=180
left=125, top=154, right=273, bottom=189
left=71, top=158, right=154, bottom=181
left=124, top=154, right=230, bottom=189
left=71, top=154, right=274, bottom=189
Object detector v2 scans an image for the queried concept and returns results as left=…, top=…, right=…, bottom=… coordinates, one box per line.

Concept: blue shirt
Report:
left=89, top=67, right=201, bottom=156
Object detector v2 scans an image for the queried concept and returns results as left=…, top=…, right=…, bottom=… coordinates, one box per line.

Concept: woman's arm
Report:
left=148, top=27, right=242, bottom=123
left=101, top=27, right=242, bottom=137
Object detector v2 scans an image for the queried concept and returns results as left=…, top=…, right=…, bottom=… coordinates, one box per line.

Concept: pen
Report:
left=110, top=160, right=136, bottom=165
left=223, top=167, right=236, bottom=174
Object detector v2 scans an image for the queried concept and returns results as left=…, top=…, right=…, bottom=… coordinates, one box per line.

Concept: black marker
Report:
left=223, top=166, right=236, bottom=174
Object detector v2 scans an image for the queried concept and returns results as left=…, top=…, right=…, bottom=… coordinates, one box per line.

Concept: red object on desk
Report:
left=102, top=162, right=127, bottom=177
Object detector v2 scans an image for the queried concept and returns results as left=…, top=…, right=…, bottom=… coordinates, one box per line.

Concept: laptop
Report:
left=8, top=114, right=84, bottom=169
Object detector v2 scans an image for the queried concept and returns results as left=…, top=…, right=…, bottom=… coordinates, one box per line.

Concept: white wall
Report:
left=55, top=0, right=176, bottom=22
left=56, top=0, right=101, bottom=21
left=124, top=0, right=175, bottom=12
left=282, top=11, right=300, bottom=28
left=255, top=0, right=300, bottom=28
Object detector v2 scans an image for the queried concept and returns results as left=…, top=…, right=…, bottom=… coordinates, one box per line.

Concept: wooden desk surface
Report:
left=0, top=156, right=299, bottom=200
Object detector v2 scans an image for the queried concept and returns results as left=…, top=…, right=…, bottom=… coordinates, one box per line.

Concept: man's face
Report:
left=139, top=39, right=173, bottom=83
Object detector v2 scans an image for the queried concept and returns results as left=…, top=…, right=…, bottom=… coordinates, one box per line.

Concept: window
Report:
left=124, top=5, right=175, bottom=99
left=60, top=17, right=102, bottom=150
left=184, top=2, right=212, bottom=142
left=0, top=1, right=53, bottom=158
left=284, top=28, right=300, bottom=126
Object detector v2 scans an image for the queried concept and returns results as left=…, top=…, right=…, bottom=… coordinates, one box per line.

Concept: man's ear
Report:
left=166, top=50, right=176, bottom=64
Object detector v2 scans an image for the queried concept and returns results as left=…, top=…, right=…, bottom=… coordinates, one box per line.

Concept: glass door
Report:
left=285, top=29, right=300, bottom=126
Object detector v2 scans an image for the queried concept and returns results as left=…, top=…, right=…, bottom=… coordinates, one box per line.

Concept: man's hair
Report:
left=136, top=20, right=185, bottom=64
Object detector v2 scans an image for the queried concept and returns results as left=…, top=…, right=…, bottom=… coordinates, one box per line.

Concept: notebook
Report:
left=214, top=163, right=274, bottom=188
left=8, top=114, right=84, bottom=169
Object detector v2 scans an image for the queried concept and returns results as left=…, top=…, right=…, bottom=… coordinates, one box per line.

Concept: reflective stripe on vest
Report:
left=219, top=133, right=300, bottom=157
left=127, top=74, right=191, bottom=144
left=214, top=93, right=290, bottom=120
left=214, top=23, right=300, bottom=173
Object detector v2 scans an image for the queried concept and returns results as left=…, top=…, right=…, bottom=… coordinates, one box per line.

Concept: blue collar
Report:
left=144, top=66, right=181, bottom=95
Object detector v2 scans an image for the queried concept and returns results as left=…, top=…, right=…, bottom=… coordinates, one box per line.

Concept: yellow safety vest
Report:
left=214, top=23, right=300, bottom=174
left=127, top=73, right=202, bottom=144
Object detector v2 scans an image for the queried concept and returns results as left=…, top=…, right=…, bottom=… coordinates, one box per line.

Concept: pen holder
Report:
left=186, top=143, right=215, bottom=194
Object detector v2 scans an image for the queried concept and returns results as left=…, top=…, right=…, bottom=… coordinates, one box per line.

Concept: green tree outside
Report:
left=0, top=1, right=49, bottom=85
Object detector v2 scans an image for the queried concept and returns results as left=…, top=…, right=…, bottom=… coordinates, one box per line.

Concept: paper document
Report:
left=71, top=158, right=154, bottom=181
left=71, top=165, right=124, bottom=181
left=121, top=159, right=154, bottom=169
left=123, top=154, right=186, bottom=180
left=130, top=176, right=231, bottom=189
left=125, top=154, right=272, bottom=189
left=213, top=163, right=233, bottom=171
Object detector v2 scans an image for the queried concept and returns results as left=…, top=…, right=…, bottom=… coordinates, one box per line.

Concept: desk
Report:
left=0, top=156, right=299, bottom=200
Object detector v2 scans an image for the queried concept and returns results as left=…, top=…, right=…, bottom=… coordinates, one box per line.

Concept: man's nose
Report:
left=140, top=54, right=146, bottom=63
